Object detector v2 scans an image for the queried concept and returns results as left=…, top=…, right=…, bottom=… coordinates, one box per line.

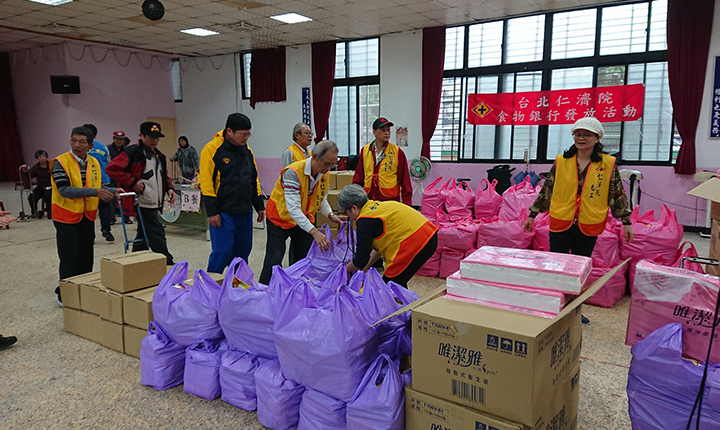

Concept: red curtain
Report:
left=311, top=41, right=336, bottom=143
left=667, top=0, right=714, bottom=174
left=250, top=47, right=286, bottom=109
left=0, top=52, right=23, bottom=181
left=421, top=27, right=446, bottom=160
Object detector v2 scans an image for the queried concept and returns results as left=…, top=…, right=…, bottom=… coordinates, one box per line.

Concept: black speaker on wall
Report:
left=50, top=75, right=80, bottom=94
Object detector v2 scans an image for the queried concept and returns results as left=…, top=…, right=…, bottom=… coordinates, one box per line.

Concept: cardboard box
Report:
left=101, top=251, right=167, bottom=293
left=687, top=177, right=720, bottom=222
left=59, top=271, right=101, bottom=310
left=124, top=325, right=147, bottom=358
left=122, top=286, right=157, bottom=330
left=315, top=211, right=341, bottom=230
left=326, top=189, right=341, bottom=210
left=99, top=318, right=124, bottom=353
left=406, top=362, right=580, bottom=430
left=79, top=279, right=105, bottom=315
left=335, top=170, right=355, bottom=190
left=411, top=263, right=623, bottom=426
left=328, top=171, right=338, bottom=190
left=712, top=201, right=720, bottom=221
left=63, top=308, right=103, bottom=344
left=708, top=219, right=720, bottom=276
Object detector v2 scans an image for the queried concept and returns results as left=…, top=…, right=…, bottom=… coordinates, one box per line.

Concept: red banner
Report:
left=467, top=84, right=645, bottom=125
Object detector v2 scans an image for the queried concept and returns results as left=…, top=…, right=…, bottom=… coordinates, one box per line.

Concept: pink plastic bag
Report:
left=591, top=216, right=622, bottom=268
left=620, top=205, right=683, bottom=266
left=626, top=260, right=720, bottom=364
left=476, top=215, right=533, bottom=250
left=672, top=241, right=705, bottom=274
left=445, top=179, right=475, bottom=221
left=420, top=176, right=446, bottom=219
left=439, top=248, right=463, bottom=279
left=585, top=264, right=628, bottom=308
left=437, top=220, right=480, bottom=252
left=531, top=212, right=550, bottom=251
left=474, top=179, right=502, bottom=221
left=498, top=176, right=539, bottom=221
left=416, top=249, right=441, bottom=277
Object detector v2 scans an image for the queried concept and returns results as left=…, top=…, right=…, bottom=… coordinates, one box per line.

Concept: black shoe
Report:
left=110, top=219, right=116, bottom=226
left=37, top=210, right=44, bottom=219
left=125, top=218, right=133, bottom=224
left=103, top=231, right=115, bottom=242
left=582, top=315, right=590, bottom=325
left=55, top=286, right=63, bottom=308
left=0, top=335, right=17, bottom=350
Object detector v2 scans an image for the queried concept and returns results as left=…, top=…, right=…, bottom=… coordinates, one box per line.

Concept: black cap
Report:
left=140, top=121, right=165, bottom=138
left=373, top=117, right=394, bottom=130
left=225, top=113, right=252, bottom=131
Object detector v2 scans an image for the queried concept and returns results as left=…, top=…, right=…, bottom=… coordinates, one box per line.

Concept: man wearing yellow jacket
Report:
left=281, top=122, right=313, bottom=168
left=200, top=113, right=266, bottom=274
left=52, top=126, right=123, bottom=306
left=338, top=184, right=438, bottom=288
left=259, top=140, right=345, bottom=285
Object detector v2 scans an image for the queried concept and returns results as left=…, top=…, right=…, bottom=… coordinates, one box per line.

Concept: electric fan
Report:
left=409, top=156, right=432, bottom=200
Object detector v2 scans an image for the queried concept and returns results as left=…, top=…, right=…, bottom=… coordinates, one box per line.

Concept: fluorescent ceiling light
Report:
left=26, top=0, right=73, bottom=5
left=180, top=28, right=220, bottom=37
left=270, top=13, right=312, bottom=24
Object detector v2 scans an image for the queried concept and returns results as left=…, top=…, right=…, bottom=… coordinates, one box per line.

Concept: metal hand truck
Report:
left=117, top=192, right=150, bottom=253
left=17, top=166, right=36, bottom=221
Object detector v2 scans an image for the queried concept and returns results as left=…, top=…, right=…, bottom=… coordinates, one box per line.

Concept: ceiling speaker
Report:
left=142, top=0, right=165, bottom=21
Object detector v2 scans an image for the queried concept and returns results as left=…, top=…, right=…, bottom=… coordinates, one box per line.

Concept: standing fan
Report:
left=409, top=156, right=432, bottom=200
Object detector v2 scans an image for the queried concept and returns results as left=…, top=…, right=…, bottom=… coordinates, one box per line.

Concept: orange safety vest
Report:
left=549, top=153, right=615, bottom=236
left=288, top=143, right=311, bottom=163
left=266, top=159, right=330, bottom=229
left=51, top=152, right=101, bottom=224
left=357, top=200, right=438, bottom=278
left=362, top=142, right=400, bottom=200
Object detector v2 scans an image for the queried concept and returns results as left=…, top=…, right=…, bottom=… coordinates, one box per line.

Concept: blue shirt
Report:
left=88, top=140, right=110, bottom=184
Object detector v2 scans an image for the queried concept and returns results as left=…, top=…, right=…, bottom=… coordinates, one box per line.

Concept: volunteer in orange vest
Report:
left=51, top=126, right=124, bottom=306
left=281, top=123, right=313, bottom=168
left=352, top=117, right=412, bottom=206
left=259, top=140, right=346, bottom=285
left=339, top=184, right=438, bottom=288
left=523, top=117, right=634, bottom=322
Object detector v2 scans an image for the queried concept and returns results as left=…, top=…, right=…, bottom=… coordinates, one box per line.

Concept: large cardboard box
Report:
left=335, top=170, right=355, bottom=190
left=712, top=201, right=720, bottom=221
left=124, top=325, right=147, bottom=358
left=708, top=219, right=720, bottom=276
left=63, top=308, right=103, bottom=344
left=328, top=171, right=338, bottom=190
left=406, top=362, right=581, bottom=430
left=100, top=251, right=167, bottom=293
left=326, top=189, right=341, bottom=210
left=411, top=264, right=623, bottom=426
left=123, top=286, right=157, bottom=330
left=79, top=279, right=105, bottom=315
left=687, top=176, right=720, bottom=222
left=99, top=318, right=124, bottom=353
left=59, top=271, right=101, bottom=310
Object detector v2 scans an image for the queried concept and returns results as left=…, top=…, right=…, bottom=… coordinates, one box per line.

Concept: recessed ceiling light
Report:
left=270, top=13, right=312, bottom=24
left=25, top=0, right=73, bottom=5
left=180, top=28, right=220, bottom=37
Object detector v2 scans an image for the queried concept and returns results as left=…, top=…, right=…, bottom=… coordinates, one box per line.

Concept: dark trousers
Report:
left=29, top=187, right=51, bottom=217
left=134, top=207, right=174, bottom=265
left=259, top=218, right=313, bottom=285
left=207, top=212, right=254, bottom=274
left=383, top=232, right=438, bottom=288
left=549, top=224, right=598, bottom=257
left=55, top=217, right=95, bottom=280
left=98, top=198, right=114, bottom=233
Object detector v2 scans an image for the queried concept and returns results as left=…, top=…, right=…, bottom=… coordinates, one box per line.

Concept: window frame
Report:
left=434, top=0, right=672, bottom=166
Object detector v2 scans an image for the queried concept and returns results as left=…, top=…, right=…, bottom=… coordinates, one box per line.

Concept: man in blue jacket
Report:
left=84, top=123, right=115, bottom=242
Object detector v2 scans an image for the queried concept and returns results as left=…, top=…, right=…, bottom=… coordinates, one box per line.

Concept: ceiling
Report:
left=0, top=0, right=624, bottom=57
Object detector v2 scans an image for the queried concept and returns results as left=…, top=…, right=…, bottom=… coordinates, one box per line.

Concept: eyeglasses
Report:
left=236, top=132, right=252, bottom=139
left=303, top=131, right=313, bottom=136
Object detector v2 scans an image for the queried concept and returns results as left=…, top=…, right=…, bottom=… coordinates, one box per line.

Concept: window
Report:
left=327, top=38, right=380, bottom=156
left=239, top=52, right=251, bottom=99
left=432, top=0, right=672, bottom=165
left=171, top=59, right=182, bottom=102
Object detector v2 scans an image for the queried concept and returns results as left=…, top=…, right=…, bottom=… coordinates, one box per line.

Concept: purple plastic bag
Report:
left=183, top=339, right=226, bottom=400
left=153, top=262, right=224, bottom=347
left=140, top=321, right=185, bottom=391
left=218, top=257, right=277, bottom=358
left=255, top=359, right=305, bottom=430
left=627, top=323, right=720, bottom=429
left=305, top=223, right=355, bottom=283
left=346, top=354, right=405, bottom=430
left=219, top=349, right=268, bottom=411
left=274, top=280, right=378, bottom=401
left=297, top=388, right=347, bottom=430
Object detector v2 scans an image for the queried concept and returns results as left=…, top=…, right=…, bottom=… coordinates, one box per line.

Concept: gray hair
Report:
left=313, top=140, right=338, bottom=161
left=71, top=126, right=94, bottom=144
left=337, top=184, right=368, bottom=212
left=292, top=123, right=306, bottom=142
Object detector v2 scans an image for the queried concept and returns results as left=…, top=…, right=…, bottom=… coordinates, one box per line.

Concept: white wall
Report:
left=696, top=2, right=720, bottom=169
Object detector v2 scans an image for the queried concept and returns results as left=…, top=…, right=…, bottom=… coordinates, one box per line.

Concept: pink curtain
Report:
left=0, top=52, right=23, bottom=180
left=667, top=0, right=714, bottom=174
left=311, top=41, right=336, bottom=143
left=250, top=47, right=286, bottom=109
left=421, top=27, right=446, bottom=160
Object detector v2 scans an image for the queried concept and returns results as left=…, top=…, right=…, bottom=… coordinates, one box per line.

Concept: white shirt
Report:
left=281, top=158, right=332, bottom=233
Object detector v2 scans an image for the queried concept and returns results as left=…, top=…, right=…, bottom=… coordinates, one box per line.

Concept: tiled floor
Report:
left=0, top=182, right=713, bottom=429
